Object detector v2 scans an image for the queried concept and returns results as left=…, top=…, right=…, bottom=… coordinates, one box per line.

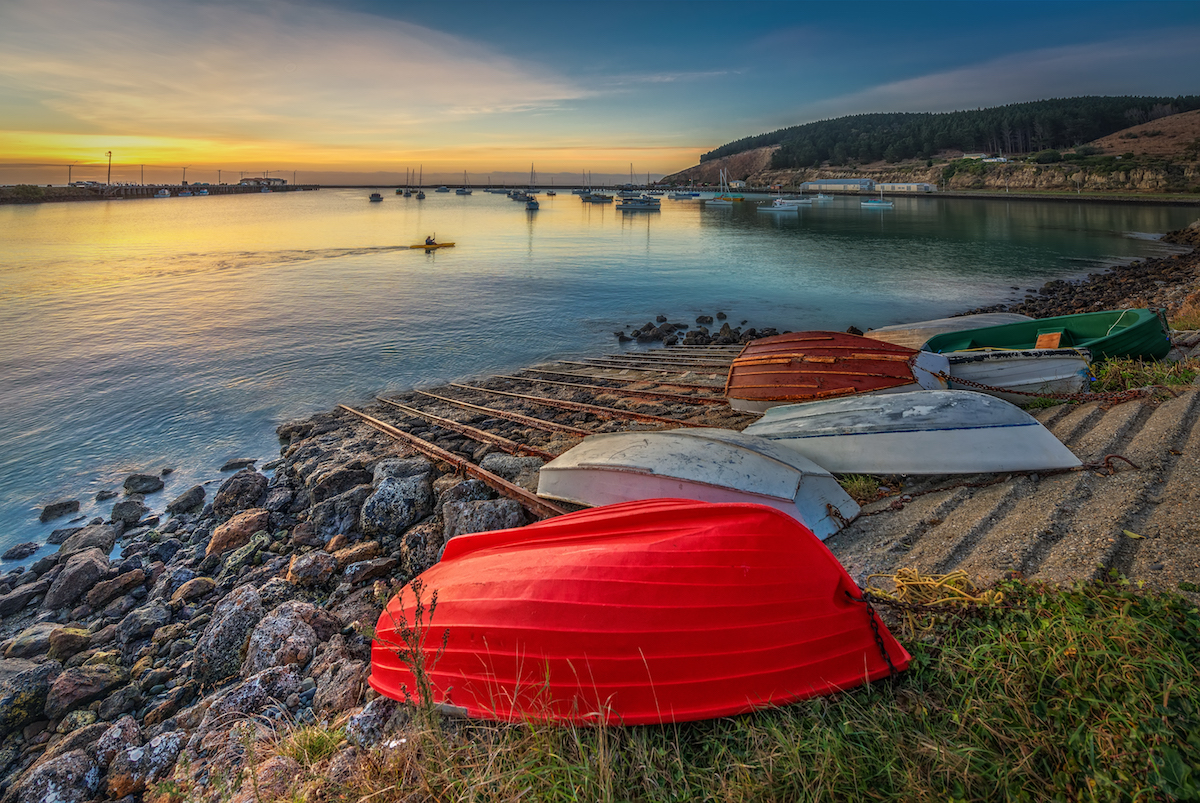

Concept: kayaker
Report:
left=425, top=235, right=436, bottom=246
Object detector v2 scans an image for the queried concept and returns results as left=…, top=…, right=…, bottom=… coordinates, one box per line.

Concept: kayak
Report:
left=922, top=308, right=1171, bottom=361
left=369, top=499, right=909, bottom=724
left=409, top=242, right=456, bottom=250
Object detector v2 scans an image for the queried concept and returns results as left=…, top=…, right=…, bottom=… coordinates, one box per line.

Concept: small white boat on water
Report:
left=758, top=198, right=800, bottom=213
left=617, top=195, right=661, bottom=210
left=743, top=390, right=1081, bottom=475
left=526, top=197, right=539, bottom=210
left=861, top=198, right=893, bottom=209
left=866, top=313, right=1035, bottom=351
left=536, top=428, right=860, bottom=540
left=943, top=348, right=1092, bottom=403
left=154, top=189, right=171, bottom=198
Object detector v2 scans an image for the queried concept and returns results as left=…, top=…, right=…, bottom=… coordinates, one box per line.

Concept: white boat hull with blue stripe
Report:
left=743, top=390, right=1080, bottom=475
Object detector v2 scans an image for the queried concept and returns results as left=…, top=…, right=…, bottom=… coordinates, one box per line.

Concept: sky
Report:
left=1, top=0, right=1199, bottom=186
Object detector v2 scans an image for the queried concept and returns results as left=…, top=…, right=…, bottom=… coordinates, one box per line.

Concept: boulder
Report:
left=57, top=708, right=98, bottom=733
left=43, top=548, right=109, bottom=610
left=0, top=658, right=60, bottom=733
left=216, top=531, right=270, bottom=583
left=360, top=474, right=434, bottom=536
left=0, top=578, right=51, bottom=616
left=344, top=557, right=398, bottom=585
left=480, top=453, right=543, bottom=487
left=241, top=600, right=339, bottom=677
left=146, top=565, right=196, bottom=603
left=443, top=499, right=524, bottom=539
left=57, top=523, right=118, bottom=560
left=4, top=623, right=58, bottom=659
left=202, top=665, right=301, bottom=723
left=309, top=483, right=373, bottom=539
left=212, top=469, right=268, bottom=518
left=345, top=697, right=402, bottom=747
left=166, top=484, right=206, bottom=514
left=310, top=466, right=375, bottom=504
left=170, top=576, right=216, bottom=604
left=116, top=604, right=171, bottom=646
left=39, top=499, right=80, bottom=523
left=206, top=508, right=271, bottom=556
left=256, top=577, right=299, bottom=610
left=220, top=458, right=257, bottom=472
left=285, top=551, right=337, bottom=587
left=111, top=497, right=150, bottom=526
left=230, top=755, right=300, bottom=803
left=106, top=729, right=185, bottom=798
left=98, top=684, right=143, bottom=721
left=48, top=627, right=91, bottom=661
left=44, top=664, right=129, bottom=718
left=191, top=584, right=264, bottom=686
left=94, top=715, right=142, bottom=768
left=313, top=659, right=369, bottom=714
left=124, top=473, right=165, bottom=495
left=333, top=540, right=381, bottom=566
left=17, top=749, right=99, bottom=803
left=85, top=568, right=145, bottom=608
left=372, top=457, right=433, bottom=485
left=1, top=541, right=40, bottom=561
left=399, top=520, right=445, bottom=577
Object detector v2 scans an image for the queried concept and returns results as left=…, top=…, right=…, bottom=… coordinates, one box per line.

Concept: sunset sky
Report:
left=2, top=0, right=1198, bottom=186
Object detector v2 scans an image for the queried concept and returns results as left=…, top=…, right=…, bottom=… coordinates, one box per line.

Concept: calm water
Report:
left=1, top=189, right=1195, bottom=563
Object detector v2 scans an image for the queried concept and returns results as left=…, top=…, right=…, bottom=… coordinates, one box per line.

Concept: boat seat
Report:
left=1034, top=328, right=1072, bottom=349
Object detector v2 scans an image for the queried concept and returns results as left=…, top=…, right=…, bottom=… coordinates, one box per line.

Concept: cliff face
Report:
left=667, top=156, right=1200, bottom=194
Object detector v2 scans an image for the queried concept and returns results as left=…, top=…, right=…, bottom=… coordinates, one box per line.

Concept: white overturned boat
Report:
left=743, top=390, right=1080, bottom=475
left=536, top=428, right=860, bottom=540
left=865, top=313, right=1033, bottom=350
left=943, top=348, right=1091, bottom=403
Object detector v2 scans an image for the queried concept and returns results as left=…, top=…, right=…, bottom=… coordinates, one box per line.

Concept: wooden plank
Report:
left=338, top=404, right=568, bottom=519
left=493, top=374, right=727, bottom=405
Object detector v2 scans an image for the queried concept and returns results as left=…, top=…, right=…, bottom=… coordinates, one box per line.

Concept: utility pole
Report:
left=182, top=166, right=190, bottom=184
left=140, top=165, right=144, bottom=185
left=218, top=169, right=221, bottom=184
left=68, top=161, right=77, bottom=184
left=106, top=151, right=112, bottom=185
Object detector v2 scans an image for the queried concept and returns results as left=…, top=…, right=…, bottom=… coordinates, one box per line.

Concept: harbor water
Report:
left=1, top=189, right=1195, bottom=563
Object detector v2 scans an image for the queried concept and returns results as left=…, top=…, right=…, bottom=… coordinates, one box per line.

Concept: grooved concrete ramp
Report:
left=826, top=388, right=1200, bottom=603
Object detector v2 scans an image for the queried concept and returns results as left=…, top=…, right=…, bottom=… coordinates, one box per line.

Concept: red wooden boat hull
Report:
left=370, top=499, right=909, bottom=725
left=725, top=331, right=930, bottom=409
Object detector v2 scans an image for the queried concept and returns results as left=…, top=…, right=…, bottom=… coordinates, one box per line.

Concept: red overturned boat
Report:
left=724, top=331, right=949, bottom=412
left=370, top=499, right=909, bottom=725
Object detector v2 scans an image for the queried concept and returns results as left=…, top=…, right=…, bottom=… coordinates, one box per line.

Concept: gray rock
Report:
left=0, top=578, right=51, bottom=616
left=40, top=499, right=81, bottom=523
left=85, top=568, right=145, bottom=608
left=212, top=469, right=268, bottom=518
left=4, top=622, right=58, bottom=659
left=106, top=729, right=184, bottom=798
left=94, top=715, right=142, bottom=768
left=47, top=525, right=82, bottom=545
left=256, top=577, right=299, bottom=611
left=43, top=548, right=110, bottom=610
left=241, top=600, right=339, bottom=677
left=57, top=523, right=118, bottom=560
left=360, top=474, right=434, bottom=537
left=201, top=665, right=301, bottom=723
left=18, top=749, right=99, bottom=803
left=1, top=542, right=40, bottom=561
left=166, top=484, right=205, bottom=514
left=285, top=551, right=337, bottom=588
left=98, top=684, right=143, bottom=721
left=372, top=457, right=433, bottom=486
left=147, top=565, right=196, bottom=603
left=95, top=489, right=118, bottom=502
left=479, top=453, right=544, bottom=484
left=124, top=473, right=165, bottom=495
left=443, top=499, right=524, bottom=539
left=0, top=658, right=61, bottom=733
left=116, top=604, right=170, bottom=646
left=111, top=498, right=149, bottom=526
left=309, top=483, right=373, bottom=539
left=191, top=584, right=264, bottom=686
left=343, top=557, right=398, bottom=585
left=216, top=531, right=271, bottom=583
left=310, top=466, right=375, bottom=504
left=220, top=458, right=257, bottom=472
left=345, top=697, right=402, bottom=747
left=313, top=659, right=368, bottom=714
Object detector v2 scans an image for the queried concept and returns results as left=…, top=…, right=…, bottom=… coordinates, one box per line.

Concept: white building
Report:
left=799, top=178, right=875, bottom=193
left=876, top=183, right=936, bottom=193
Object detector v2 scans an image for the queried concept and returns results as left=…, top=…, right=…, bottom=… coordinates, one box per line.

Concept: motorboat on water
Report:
left=861, top=197, right=893, bottom=208
left=724, top=331, right=949, bottom=413
left=617, top=194, right=661, bottom=210
left=369, top=192, right=382, bottom=202
left=758, top=198, right=800, bottom=213
left=589, top=194, right=614, bottom=203
left=743, top=389, right=1081, bottom=475
left=195, top=189, right=208, bottom=196
left=536, top=428, right=859, bottom=540
left=526, top=197, right=539, bottom=210
left=370, top=498, right=909, bottom=724
left=154, top=189, right=171, bottom=198
left=436, top=185, right=450, bottom=192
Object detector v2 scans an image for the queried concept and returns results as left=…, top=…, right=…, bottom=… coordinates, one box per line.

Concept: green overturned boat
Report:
left=923, top=308, right=1172, bottom=361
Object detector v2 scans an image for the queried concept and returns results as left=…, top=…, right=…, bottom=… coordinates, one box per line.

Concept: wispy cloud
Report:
left=808, top=30, right=1200, bottom=118
left=0, top=0, right=587, bottom=152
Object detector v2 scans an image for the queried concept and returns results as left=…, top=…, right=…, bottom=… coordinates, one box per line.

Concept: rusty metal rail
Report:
left=338, top=404, right=568, bottom=519
left=574, top=359, right=731, bottom=375
left=450, top=383, right=707, bottom=427
left=413, top=390, right=591, bottom=436
left=521, top=367, right=721, bottom=391
left=376, top=397, right=559, bottom=460
left=493, top=374, right=727, bottom=405
left=589, top=354, right=733, bottom=367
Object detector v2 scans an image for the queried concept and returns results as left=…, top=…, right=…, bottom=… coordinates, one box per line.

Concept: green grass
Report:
left=1091, top=357, right=1200, bottom=394
left=264, top=577, right=1199, bottom=803
left=1171, top=302, right=1200, bottom=332
left=838, top=473, right=881, bottom=503
left=276, top=724, right=346, bottom=764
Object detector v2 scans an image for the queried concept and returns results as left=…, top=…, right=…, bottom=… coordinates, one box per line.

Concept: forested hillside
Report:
left=700, top=96, right=1200, bottom=169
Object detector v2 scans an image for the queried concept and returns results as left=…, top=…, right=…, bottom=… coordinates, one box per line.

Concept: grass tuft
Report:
left=276, top=724, right=346, bottom=765
left=1170, top=300, right=1200, bottom=331
left=254, top=576, right=1200, bottom=803
left=1091, top=356, right=1200, bottom=393
left=838, top=473, right=881, bottom=503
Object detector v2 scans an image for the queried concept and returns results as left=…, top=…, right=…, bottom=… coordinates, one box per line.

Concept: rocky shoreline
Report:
left=0, top=221, right=1196, bottom=803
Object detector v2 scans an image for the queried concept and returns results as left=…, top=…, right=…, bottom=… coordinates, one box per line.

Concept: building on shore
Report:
left=876, top=182, right=936, bottom=193
left=799, top=178, right=875, bottom=193
left=238, top=177, right=289, bottom=187
left=961, top=152, right=988, bottom=160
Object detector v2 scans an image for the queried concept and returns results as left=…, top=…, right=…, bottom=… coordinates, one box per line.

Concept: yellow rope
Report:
left=865, top=568, right=1004, bottom=633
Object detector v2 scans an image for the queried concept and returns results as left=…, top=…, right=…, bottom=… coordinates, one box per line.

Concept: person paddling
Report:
left=425, top=235, right=436, bottom=246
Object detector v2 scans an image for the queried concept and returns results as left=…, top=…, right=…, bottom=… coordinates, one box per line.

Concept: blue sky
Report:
left=1, top=0, right=1197, bottom=184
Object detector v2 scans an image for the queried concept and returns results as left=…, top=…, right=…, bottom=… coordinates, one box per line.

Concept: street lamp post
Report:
left=218, top=169, right=221, bottom=185
left=68, top=161, right=78, bottom=184
left=106, top=151, right=112, bottom=185
left=182, top=166, right=190, bottom=185
left=141, top=165, right=144, bottom=185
